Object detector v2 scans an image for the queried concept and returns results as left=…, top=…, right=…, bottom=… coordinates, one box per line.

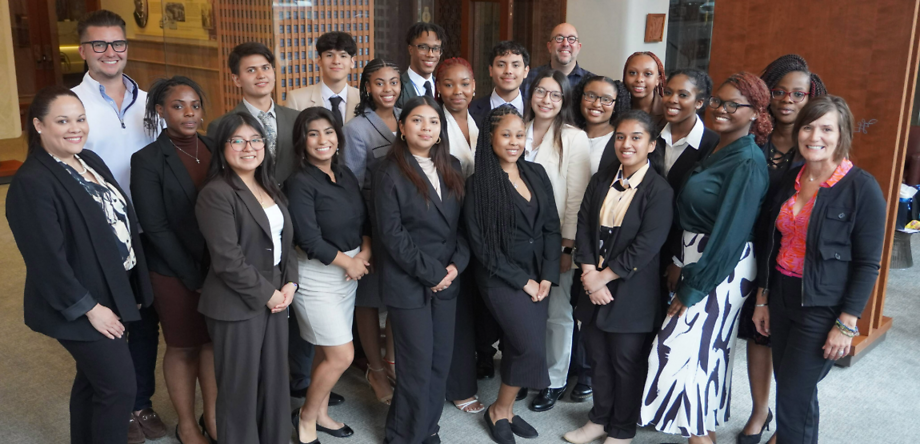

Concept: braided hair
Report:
left=667, top=68, right=713, bottom=102
left=143, top=76, right=207, bottom=137
left=623, top=51, right=666, bottom=99
left=722, top=72, right=773, bottom=145
left=571, top=75, right=631, bottom=130
left=435, top=57, right=475, bottom=102
left=760, top=54, right=827, bottom=98
left=355, top=58, right=400, bottom=116
left=471, top=105, right=522, bottom=271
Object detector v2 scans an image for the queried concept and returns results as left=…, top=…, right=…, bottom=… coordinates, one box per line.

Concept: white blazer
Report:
left=283, top=83, right=360, bottom=123
left=444, top=111, right=479, bottom=179
left=526, top=123, right=591, bottom=240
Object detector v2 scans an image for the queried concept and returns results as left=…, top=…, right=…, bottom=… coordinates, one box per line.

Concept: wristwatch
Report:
left=561, top=246, right=574, bottom=255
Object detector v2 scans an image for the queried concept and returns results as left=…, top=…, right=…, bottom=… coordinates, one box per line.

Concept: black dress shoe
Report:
left=515, top=388, right=528, bottom=401
left=484, top=406, right=515, bottom=444
left=569, top=383, right=593, bottom=402
left=328, top=392, right=345, bottom=406
left=477, top=361, right=495, bottom=380
left=199, top=415, right=217, bottom=444
left=291, top=387, right=308, bottom=398
left=509, top=416, right=538, bottom=439
left=529, top=387, right=565, bottom=412
left=737, top=409, right=773, bottom=444
left=317, top=423, right=354, bottom=438
left=422, top=433, right=441, bottom=444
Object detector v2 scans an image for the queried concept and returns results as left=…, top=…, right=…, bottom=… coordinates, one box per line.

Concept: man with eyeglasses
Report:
left=71, top=10, right=166, bottom=444
left=522, top=23, right=594, bottom=101
left=395, top=22, right=447, bottom=108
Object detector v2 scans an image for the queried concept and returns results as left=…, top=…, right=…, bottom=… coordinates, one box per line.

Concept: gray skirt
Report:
left=292, top=247, right=360, bottom=346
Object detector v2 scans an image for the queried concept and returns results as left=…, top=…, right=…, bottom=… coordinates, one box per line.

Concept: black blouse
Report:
left=512, top=174, right=540, bottom=277
left=284, top=163, right=369, bottom=265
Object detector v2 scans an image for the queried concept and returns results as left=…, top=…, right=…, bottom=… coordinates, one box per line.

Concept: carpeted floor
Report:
left=1, top=182, right=917, bottom=444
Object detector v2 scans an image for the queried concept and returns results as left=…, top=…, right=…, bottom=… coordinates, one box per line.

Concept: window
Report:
left=282, top=79, right=287, bottom=87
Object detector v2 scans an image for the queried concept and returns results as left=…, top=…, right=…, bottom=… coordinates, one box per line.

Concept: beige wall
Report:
left=0, top=0, right=22, bottom=140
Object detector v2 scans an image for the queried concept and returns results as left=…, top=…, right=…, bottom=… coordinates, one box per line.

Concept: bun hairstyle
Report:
left=571, top=75, right=632, bottom=129
left=471, top=104, right=524, bottom=271
left=667, top=68, right=713, bottom=102
left=355, top=58, right=401, bottom=116
left=292, top=107, right=345, bottom=170
left=792, top=95, right=854, bottom=162
left=27, top=86, right=82, bottom=154
left=723, top=72, right=773, bottom=145
left=623, top=51, right=666, bottom=99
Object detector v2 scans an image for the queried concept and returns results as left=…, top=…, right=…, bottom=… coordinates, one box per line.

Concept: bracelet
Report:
left=836, top=318, right=859, bottom=336
left=754, top=304, right=768, bottom=307
left=287, top=281, right=299, bottom=290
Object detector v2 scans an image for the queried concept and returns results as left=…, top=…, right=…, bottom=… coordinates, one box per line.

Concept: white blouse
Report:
left=588, top=132, right=614, bottom=175
left=264, top=204, right=284, bottom=266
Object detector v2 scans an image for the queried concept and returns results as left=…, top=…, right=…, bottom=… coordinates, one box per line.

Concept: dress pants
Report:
left=58, top=336, right=137, bottom=444
left=770, top=272, right=838, bottom=444
left=474, top=264, right=503, bottom=369
left=127, top=304, right=159, bottom=411
left=207, top=309, right=292, bottom=444
left=546, top=268, right=575, bottom=388
left=582, top=321, right=647, bottom=439
left=446, top=275, right=478, bottom=401
left=289, top=313, right=315, bottom=393
left=569, top=269, right=592, bottom=387
left=385, top=296, right=457, bottom=444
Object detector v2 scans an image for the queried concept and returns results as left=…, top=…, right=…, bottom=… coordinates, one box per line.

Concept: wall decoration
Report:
left=645, top=13, right=666, bottom=43
left=133, top=0, right=148, bottom=28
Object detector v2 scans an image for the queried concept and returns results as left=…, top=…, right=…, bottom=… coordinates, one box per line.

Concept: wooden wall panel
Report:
left=708, top=0, right=920, bottom=355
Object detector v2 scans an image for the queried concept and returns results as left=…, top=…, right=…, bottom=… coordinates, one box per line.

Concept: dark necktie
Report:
left=424, top=81, right=433, bottom=98
left=329, top=96, right=345, bottom=128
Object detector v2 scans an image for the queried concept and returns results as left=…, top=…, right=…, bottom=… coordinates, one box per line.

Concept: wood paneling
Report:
left=708, top=0, right=920, bottom=355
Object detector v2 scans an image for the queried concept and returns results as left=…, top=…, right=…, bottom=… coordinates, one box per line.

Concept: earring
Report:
left=400, top=134, right=406, bottom=141
left=436, top=137, right=441, bottom=144
left=37, top=130, right=41, bottom=134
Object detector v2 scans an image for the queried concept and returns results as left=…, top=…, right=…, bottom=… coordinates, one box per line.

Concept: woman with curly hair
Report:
left=639, top=72, right=771, bottom=444
left=572, top=75, right=631, bottom=175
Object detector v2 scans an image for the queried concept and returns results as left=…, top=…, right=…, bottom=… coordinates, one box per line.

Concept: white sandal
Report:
left=453, top=396, right=485, bottom=414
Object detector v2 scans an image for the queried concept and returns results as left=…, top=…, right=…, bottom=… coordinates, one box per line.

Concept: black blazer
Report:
left=206, top=102, right=301, bottom=184
left=130, top=133, right=212, bottom=291
left=372, top=153, right=470, bottom=309
left=468, top=96, right=491, bottom=130
left=6, top=150, right=153, bottom=341
left=464, top=160, right=562, bottom=290
left=395, top=70, right=421, bottom=109
left=574, top=165, right=674, bottom=333
left=195, top=173, right=298, bottom=321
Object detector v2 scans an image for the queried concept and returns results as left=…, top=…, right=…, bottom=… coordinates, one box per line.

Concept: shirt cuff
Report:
left=61, top=292, right=98, bottom=322
left=676, top=284, right=706, bottom=308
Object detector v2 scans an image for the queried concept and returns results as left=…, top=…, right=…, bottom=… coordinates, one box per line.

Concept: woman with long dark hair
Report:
left=373, top=96, right=469, bottom=444
left=195, top=112, right=297, bottom=444
left=465, top=105, right=561, bottom=443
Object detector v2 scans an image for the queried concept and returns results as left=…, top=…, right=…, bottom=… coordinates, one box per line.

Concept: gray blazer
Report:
left=195, top=173, right=298, bottom=321
left=206, top=102, right=301, bottom=184
left=342, top=108, right=400, bottom=194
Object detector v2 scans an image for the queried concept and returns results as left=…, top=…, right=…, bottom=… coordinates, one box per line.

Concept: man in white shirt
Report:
left=71, top=10, right=166, bottom=444
left=283, top=31, right=360, bottom=127
left=469, top=41, right=531, bottom=126
left=395, top=22, right=446, bottom=108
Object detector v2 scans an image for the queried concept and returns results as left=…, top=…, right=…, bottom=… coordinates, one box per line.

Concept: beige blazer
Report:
left=283, top=83, right=360, bottom=123
left=444, top=111, right=479, bottom=179
left=527, top=123, right=591, bottom=240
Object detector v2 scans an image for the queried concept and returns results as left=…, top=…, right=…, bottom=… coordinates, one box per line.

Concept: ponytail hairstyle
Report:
left=623, top=51, right=666, bottom=99
left=610, top=109, right=664, bottom=176
left=435, top=57, right=475, bottom=101
left=760, top=54, right=828, bottom=118
left=524, top=68, right=574, bottom=165
left=355, top=58, right=401, bottom=116
left=471, top=104, right=523, bottom=271
left=722, top=72, right=773, bottom=145
left=144, top=76, right=207, bottom=137
left=387, top=96, right=464, bottom=200
left=571, top=75, right=632, bottom=130
left=27, top=86, right=83, bottom=154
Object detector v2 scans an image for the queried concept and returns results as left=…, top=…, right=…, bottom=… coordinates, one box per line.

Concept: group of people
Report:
left=6, top=9, right=888, bottom=444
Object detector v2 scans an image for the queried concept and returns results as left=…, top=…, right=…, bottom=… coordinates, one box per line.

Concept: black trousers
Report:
left=474, top=278, right=503, bottom=369
left=385, top=296, right=457, bottom=444
left=207, top=309, right=292, bottom=444
left=582, top=321, right=647, bottom=439
left=127, top=304, right=159, bottom=411
left=446, top=274, right=478, bottom=401
left=569, top=269, right=592, bottom=387
left=770, top=272, right=838, bottom=444
left=288, top=313, right=315, bottom=392
left=59, top=336, right=137, bottom=444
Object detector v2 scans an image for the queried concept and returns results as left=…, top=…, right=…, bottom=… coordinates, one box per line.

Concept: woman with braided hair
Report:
left=639, top=72, right=771, bottom=444
left=464, top=105, right=560, bottom=444
left=623, top=52, right=667, bottom=131
left=736, top=54, right=828, bottom=444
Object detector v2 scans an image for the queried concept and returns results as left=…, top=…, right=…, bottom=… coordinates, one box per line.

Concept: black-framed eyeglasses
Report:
left=227, top=137, right=266, bottom=151
left=534, top=87, right=564, bottom=103
left=771, top=89, right=810, bottom=103
left=583, top=92, right=615, bottom=107
left=81, top=40, right=128, bottom=53
left=414, top=44, right=442, bottom=55
left=552, top=35, right=579, bottom=44
left=708, top=97, right=752, bottom=114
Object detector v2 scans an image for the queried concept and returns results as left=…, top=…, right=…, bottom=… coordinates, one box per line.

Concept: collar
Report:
left=490, top=89, right=524, bottom=115
left=660, top=114, right=704, bottom=149
left=84, top=72, right=139, bottom=111
left=242, top=98, right=275, bottom=118
left=615, top=161, right=650, bottom=189
left=407, top=68, right=433, bottom=94
left=305, top=162, right=341, bottom=183
left=794, top=158, right=854, bottom=190
left=320, top=81, right=346, bottom=101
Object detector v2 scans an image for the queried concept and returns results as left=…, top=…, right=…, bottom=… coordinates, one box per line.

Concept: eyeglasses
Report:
left=227, top=137, right=266, bottom=151
left=414, top=44, right=442, bottom=55
left=771, top=89, right=810, bottom=103
left=534, top=87, right=563, bottom=103
left=81, top=40, right=128, bottom=53
left=552, top=35, right=579, bottom=44
left=583, top=92, right=615, bottom=107
left=708, top=97, right=753, bottom=114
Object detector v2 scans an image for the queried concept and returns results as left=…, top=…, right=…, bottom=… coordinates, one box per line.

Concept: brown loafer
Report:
left=134, top=408, right=168, bottom=439
left=127, top=415, right=146, bottom=444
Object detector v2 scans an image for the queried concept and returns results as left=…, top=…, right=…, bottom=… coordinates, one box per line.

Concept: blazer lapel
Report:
left=157, top=133, right=199, bottom=204
left=310, top=85, right=324, bottom=108
left=346, top=86, right=360, bottom=122
left=230, top=172, right=273, bottom=241
left=518, top=162, right=544, bottom=230
left=401, top=72, right=419, bottom=99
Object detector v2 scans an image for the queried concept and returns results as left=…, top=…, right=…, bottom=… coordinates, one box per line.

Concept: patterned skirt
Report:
left=639, top=231, right=756, bottom=437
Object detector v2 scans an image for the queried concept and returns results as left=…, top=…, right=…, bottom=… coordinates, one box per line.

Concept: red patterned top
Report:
left=776, top=158, right=853, bottom=277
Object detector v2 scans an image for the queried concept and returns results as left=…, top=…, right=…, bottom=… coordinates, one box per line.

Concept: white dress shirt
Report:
left=660, top=114, right=705, bottom=177
left=588, top=132, right=614, bottom=175
left=320, top=81, right=348, bottom=123
left=407, top=67, right=435, bottom=97
left=489, top=88, right=525, bottom=116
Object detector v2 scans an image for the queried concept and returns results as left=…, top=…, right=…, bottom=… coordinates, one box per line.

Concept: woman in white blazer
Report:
left=522, top=68, right=591, bottom=411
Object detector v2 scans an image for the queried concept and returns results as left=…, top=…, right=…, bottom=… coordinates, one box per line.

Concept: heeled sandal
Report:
left=365, top=366, right=393, bottom=405
left=385, top=359, right=397, bottom=385
left=453, top=395, right=485, bottom=414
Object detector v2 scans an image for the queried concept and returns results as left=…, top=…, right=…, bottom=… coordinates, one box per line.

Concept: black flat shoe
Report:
left=422, top=433, right=441, bottom=444
left=529, top=387, right=565, bottom=412
left=291, top=409, right=320, bottom=444
left=317, top=423, right=354, bottom=438
left=477, top=361, right=495, bottom=380
left=515, top=388, right=528, bottom=401
left=484, top=405, right=515, bottom=444
left=176, top=425, right=184, bottom=444
left=509, top=415, right=538, bottom=439
left=328, top=392, right=345, bottom=406
left=737, top=409, right=773, bottom=444
left=569, top=383, right=593, bottom=402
